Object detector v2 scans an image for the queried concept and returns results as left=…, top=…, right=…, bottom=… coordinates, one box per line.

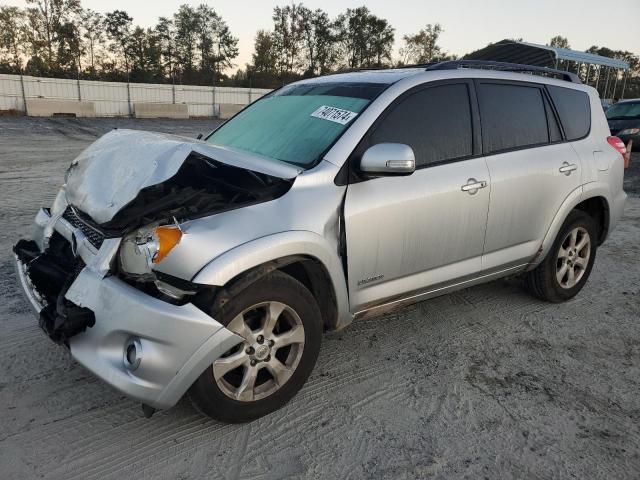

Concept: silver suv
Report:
left=14, top=61, right=628, bottom=422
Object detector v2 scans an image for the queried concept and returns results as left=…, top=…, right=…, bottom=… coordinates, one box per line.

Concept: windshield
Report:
left=606, top=102, right=640, bottom=120
left=207, top=82, right=386, bottom=168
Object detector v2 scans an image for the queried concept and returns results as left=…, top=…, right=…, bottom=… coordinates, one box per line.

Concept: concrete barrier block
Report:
left=219, top=104, right=245, bottom=119
left=26, top=98, right=96, bottom=117
left=134, top=102, right=189, bottom=119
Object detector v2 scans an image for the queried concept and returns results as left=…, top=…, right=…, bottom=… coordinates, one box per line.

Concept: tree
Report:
left=368, top=16, right=394, bottom=66
left=298, top=7, right=337, bottom=75
left=400, top=23, right=448, bottom=64
left=55, top=14, right=82, bottom=73
left=0, top=6, right=26, bottom=72
left=79, top=9, right=104, bottom=76
left=335, top=7, right=394, bottom=69
left=251, top=30, right=277, bottom=75
left=127, top=26, right=163, bottom=82
left=104, top=10, right=133, bottom=77
left=272, top=4, right=305, bottom=76
left=173, top=4, right=199, bottom=82
left=24, top=0, right=82, bottom=74
left=155, top=17, right=177, bottom=81
left=549, top=35, right=570, bottom=49
left=195, top=4, right=238, bottom=78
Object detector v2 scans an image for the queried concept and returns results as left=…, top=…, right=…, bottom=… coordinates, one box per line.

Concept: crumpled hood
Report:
left=64, top=129, right=301, bottom=224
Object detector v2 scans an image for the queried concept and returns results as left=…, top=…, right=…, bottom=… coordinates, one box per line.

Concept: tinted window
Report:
left=548, top=86, right=591, bottom=140
left=478, top=83, right=549, bottom=153
left=370, top=83, right=473, bottom=167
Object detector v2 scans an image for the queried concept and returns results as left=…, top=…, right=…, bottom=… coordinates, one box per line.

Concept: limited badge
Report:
left=311, top=105, right=359, bottom=125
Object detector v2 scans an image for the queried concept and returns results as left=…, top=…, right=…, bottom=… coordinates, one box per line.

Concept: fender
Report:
left=528, top=183, right=614, bottom=270
left=192, top=230, right=352, bottom=329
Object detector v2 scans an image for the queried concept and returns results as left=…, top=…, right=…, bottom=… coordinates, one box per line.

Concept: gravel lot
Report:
left=1, top=117, right=639, bottom=479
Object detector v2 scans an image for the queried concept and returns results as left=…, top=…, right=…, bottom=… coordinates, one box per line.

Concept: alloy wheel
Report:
left=556, top=226, right=591, bottom=289
left=212, top=301, right=305, bottom=401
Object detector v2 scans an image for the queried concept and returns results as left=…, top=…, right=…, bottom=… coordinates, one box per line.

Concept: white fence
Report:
left=0, top=74, right=271, bottom=117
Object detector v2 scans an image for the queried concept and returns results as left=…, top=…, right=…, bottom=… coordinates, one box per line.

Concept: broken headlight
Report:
left=119, top=225, right=182, bottom=277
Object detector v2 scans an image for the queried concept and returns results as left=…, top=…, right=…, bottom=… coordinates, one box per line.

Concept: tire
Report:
left=524, top=209, right=598, bottom=303
left=190, top=270, right=322, bottom=423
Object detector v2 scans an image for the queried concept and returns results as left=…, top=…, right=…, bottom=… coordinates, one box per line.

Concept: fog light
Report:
left=123, top=337, right=143, bottom=371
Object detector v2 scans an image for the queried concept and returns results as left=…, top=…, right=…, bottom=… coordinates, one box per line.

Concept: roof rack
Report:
left=425, top=60, right=581, bottom=84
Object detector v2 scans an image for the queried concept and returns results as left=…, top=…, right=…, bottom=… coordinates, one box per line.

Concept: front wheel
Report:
left=524, top=209, right=598, bottom=302
left=190, top=271, right=322, bottom=423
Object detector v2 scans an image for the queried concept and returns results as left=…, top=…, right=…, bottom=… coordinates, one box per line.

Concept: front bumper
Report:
left=14, top=208, right=243, bottom=409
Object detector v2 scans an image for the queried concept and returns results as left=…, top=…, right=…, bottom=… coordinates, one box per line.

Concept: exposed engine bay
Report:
left=97, top=153, right=293, bottom=234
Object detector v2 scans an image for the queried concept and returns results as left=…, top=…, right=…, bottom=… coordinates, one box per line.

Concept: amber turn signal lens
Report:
left=153, top=226, right=182, bottom=263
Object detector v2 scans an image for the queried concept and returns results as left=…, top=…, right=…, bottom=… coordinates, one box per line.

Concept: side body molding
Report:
left=192, top=230, right=352, bottom=330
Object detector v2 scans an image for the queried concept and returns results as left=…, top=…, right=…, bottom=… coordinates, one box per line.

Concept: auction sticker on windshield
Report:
left=311, top=105, right=359, bottom=125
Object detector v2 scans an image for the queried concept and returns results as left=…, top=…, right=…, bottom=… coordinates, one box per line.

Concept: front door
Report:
left=344, top=81, right=490, bottom=313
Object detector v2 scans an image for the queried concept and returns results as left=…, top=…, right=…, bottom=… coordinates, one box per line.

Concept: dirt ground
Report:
left=1, top=117, right=639, bottom=479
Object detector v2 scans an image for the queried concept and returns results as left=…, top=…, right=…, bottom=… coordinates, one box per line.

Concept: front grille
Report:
left=62, top=206, right=105, bottom=249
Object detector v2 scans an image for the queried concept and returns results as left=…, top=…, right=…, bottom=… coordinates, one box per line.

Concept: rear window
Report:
left=478, top=83, right=550, bottom=153
left=547, top=86, right=591, bottom=140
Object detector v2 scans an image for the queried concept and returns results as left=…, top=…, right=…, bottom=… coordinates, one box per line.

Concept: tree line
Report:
left=0, top=0, right=456, bottom=86
left=0, top=0, right=239, bottom=84
left=0, top=1, right=638, bottom=96
left=238, top=6, right=456, bottom=87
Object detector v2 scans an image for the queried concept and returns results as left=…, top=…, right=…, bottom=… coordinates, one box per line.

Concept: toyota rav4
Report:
left=14, top=61, right=628, bottom=423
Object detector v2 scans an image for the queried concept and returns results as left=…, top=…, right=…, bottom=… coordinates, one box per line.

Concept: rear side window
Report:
left=478, top=83, right=550, bottom=153
left=547, top=86, right=591, bottom=140
left=370, top=83, right=473, bottom=167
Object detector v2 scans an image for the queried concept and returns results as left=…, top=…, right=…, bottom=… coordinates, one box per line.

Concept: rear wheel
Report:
left=524, top=210, right=597, bottom=302
left=190, top=271, right=322, bottom=423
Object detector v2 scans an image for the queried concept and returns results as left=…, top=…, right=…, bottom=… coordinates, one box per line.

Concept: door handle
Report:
left=559, top=162, right=578, bottom=175
left=461, top=178, right=488, bottom=194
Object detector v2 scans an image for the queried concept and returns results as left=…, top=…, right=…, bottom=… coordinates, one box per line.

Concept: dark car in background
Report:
left=607, top=99, right=640, bottom=150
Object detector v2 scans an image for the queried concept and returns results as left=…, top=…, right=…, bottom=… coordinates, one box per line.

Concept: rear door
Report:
left=344, top=81, right=491, bottom=312
left=477, top=80, right=583, bottom=272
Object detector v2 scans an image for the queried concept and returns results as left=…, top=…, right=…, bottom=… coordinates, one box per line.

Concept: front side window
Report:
left=207, top=82, right=386, bottom=168
left=478, top=83, right=550, bottom=154
left=370, top=83, right=473, bottom=167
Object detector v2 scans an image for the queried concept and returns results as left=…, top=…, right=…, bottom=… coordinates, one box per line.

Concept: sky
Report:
left=5, top=0, right=640, bottom=70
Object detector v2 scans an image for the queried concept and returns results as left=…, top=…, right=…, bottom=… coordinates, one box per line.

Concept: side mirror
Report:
left=360, top=143, right=415, bottom=175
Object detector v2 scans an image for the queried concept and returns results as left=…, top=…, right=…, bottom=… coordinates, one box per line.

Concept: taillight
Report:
left=607, top=136, right=630, bottom=169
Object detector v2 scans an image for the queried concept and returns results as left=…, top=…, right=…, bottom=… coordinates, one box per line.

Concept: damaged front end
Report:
left=14, top=128, right=298, bottom=341
left=12, top=128, right=298, bottom=408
